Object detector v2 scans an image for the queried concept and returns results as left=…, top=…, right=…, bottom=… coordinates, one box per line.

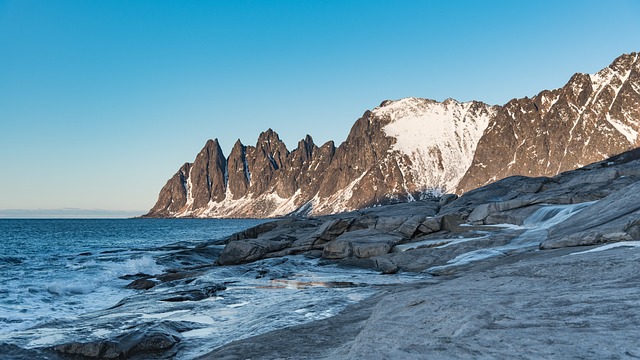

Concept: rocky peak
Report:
left=189, top=138, right=227, bottom=208
left=457, top=52, right=640, bottom=193
left=296, top=135, right=315, bottom=158
left=146, top=162, right=191, bottom=217
left=227, top=139, right=250, bottom=199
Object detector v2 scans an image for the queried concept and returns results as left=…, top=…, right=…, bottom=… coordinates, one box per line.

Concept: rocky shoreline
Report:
left=201, top=244, right=640, bottom=359
left=8, top=148, right=640, bottom=359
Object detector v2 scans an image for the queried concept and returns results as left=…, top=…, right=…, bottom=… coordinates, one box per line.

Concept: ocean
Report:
left=0, top=218, right=266, bottom=335
left=0, top=218, right=419, bottom=359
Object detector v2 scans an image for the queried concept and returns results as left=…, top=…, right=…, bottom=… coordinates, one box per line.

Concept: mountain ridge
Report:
left=144, top=52, right=640, bottom=218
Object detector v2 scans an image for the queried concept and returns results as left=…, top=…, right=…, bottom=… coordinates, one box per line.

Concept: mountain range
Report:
left=144, top=52, right=640, bottom=218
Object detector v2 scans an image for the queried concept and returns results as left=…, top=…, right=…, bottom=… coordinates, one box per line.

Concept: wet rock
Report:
left=385, top=230, right=522, bottom=273
left=119, top=273, right=153, bottom=281
left=542, top=181, right=640, bottom=249
left=52, top=324, right=181, bottom=359
left=156, top=245, right=223, bottom=269
left=160, top=284, right=226, bottom=302
left=156, top=270, right=201, bottom=283
left=0, top=344, right=63, bottom=360
left=125, top=279, right=157, bottom=290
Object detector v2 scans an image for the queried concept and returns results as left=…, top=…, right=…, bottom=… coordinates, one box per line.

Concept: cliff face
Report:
left=145, top=52, right=640, bottom=218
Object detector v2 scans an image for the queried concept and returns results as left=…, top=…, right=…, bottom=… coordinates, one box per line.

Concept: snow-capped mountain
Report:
left=144, top=52, right=640, bottom=218
left=376, top=98, right=495, bottom=195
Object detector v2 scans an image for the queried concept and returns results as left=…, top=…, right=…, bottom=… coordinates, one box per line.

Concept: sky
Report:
left=1, top=0, right=639, bottom=216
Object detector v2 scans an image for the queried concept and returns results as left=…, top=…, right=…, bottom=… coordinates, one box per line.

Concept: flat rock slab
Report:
left=339, top=246, right=640, bottom=359
left=201, top=246, right=640, bottom=360
left=322, top=229, right=403, bottom=259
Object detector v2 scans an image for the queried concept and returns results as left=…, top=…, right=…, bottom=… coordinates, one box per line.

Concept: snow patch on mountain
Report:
left=313, top=172, right=367, bottom=215
left=377, top=97, right=494, bottom=192
left=590, top=53, right=639, bottom=144
left=607, top=114, right=638, bottom=143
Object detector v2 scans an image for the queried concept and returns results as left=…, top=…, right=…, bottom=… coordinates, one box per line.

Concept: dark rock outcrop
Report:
left=125, top=278, right=157, bottom=290
left=52, top=324, right=181, bottom=359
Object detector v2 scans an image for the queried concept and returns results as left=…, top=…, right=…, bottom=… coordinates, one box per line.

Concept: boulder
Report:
left=52, top=324, right=181, bottom=359
left=226, top=220, right=282, bottom=241
left=439, top=213, right=467, bottom=232
left=125, top=279, right=157, bottom=290
left=417, top=217, right=442, bottom=234
left=322, top=239, right=353, bottom=259
left=484, top=205, right=543, bottom=225
left=468, top=198, right=539, bottom=223
left=322, top=229, right=403, bottom=259
left=560, top=167, right=619, bottom=188
left=373, top=257, right=399, bottom=274
left=347, top=215, right=378, bottom=231
left=353, top=242, right=393, bottom=259
left=396, top=215, right=427, bottom=238
left=438, top=193, right=458, bottom=207
left=315, top=218, right=353, bottom=242
left=161, top=284, right=226, bottom=302
left=216, top=237, right=292, bottom=265
left=374, top=216, right=410, bottom=233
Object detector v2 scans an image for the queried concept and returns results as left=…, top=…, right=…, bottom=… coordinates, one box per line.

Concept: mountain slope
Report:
left=145, top=52, right=640, bottom=218
left=457, top=52, right=640, bottom=192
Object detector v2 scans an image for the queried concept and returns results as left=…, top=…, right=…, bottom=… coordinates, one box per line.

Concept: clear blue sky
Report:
left=1, top=0, right=639, bottom=215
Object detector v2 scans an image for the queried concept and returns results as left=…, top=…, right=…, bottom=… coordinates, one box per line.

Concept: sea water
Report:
left=0, top=219, right=422, bottom=359
left=0, top=218, right=265, bottom=335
